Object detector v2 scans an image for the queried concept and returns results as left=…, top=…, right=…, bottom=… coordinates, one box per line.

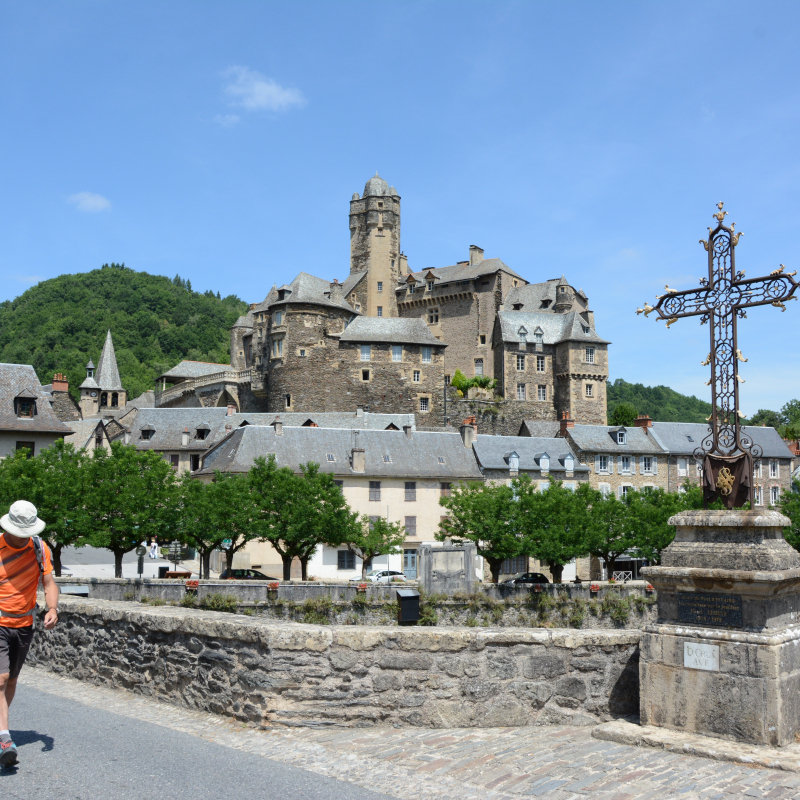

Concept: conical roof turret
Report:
left=94, top=330, right=124, bottom=391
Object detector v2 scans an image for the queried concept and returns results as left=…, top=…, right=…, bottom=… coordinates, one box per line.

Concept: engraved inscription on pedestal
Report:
left=683, top=641, right=720, bottom=671
left=677, top=592, right=743, bottom=628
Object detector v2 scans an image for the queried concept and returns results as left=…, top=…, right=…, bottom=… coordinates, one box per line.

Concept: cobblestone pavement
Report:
left=20, top=668, right=800, bottom=800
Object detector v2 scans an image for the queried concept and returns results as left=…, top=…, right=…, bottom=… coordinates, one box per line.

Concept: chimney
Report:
left=330, top=279, right=344, bottom=303
left=52, top=372, right=69, bottom=393
left=351, top=447, right=366, bottom=472
left=633, top=414, right=652, bottom=429
left=399, top=253, right=409, bottom=274
left=403, top=424, right=413, bottom=438
left=273, top=419, right=283, bottom=436
left=460, top=416, right=477, bottom=448
left=181, top=427, right=189, bottom=447
left=227, top=404, right=236, bottom=416
left=225, top=424, right=232, bottom=435
left=469, top=245, right=484, bottom=265
left=559, top=411, right=575, bottom=437
left=356, top=406, right=364, bottom=417
left=123, top=430, right=131, bottom=445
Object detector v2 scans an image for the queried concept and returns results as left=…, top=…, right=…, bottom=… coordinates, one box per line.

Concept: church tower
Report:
left=79, top=330, right=127, bottom=418
left=349, top=173, right=406, bottom=317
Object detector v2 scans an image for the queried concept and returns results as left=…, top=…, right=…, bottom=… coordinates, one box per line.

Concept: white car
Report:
left=350, top=570, right=407, bottom=584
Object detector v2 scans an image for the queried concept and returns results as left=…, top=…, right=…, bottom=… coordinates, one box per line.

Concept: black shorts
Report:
left=0, top=625, right=34, bottom=679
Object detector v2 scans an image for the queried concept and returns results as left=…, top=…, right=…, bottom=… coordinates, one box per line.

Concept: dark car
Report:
left=219, top=569, right=280, bottom=581
left=501, top=572, right=550, bottom=585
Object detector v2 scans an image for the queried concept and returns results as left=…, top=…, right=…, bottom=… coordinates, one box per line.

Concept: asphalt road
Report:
left=1, top=683, right=392, bottom=800
left=60, top=545, right=159, bottom=565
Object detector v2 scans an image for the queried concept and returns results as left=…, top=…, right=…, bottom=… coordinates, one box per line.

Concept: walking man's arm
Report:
left=42, top=572, right=59, bottom=630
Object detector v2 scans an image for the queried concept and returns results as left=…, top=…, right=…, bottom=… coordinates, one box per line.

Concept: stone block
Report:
left=523, top=651, right=567, bottom=680
left=378, top=652, right=432, bottom=670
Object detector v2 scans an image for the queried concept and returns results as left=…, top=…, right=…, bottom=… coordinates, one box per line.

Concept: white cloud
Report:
left=8, top=275, right=43, bottom=284
left=222, top=66, right=306, bottom=113
left=68, top=192, right=111, bottom=212
left=214, top=113, right=240, bottom=127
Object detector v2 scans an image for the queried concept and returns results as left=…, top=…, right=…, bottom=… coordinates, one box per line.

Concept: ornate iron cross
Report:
left=637, top=203, right=799, bottom=506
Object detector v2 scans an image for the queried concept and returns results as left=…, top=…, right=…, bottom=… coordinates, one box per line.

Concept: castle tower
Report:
left=79, top=330, right=127, bottom=418
left=349, top=172, right=405, bottom=317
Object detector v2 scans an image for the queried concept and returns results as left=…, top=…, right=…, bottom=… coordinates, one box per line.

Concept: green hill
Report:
left=606, top=378, right=713, bottom=424
left=0, top=264, right=247, bottom=401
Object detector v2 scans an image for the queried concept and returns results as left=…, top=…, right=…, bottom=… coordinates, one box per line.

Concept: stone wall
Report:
left=554, top=341, right=608, bottom=425
left=30, top=596, right=640, bottom=728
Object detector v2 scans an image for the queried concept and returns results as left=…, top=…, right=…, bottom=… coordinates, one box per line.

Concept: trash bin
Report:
left=396, top=588, right=420, bottom=625
left=158, top=566, right=169, bottom=579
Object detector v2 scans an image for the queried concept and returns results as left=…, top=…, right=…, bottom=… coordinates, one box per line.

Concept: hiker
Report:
left=0, top=501, right=59, bottom=767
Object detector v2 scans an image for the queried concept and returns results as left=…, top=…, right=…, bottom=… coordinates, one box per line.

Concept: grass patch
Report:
left=201, top=593, right=239, bottom=613
left=123, top=592, right=135, bottom=601
left=300, top=595, right=334, bottom=624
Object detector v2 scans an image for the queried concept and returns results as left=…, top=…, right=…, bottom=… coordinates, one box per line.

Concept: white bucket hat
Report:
left=1, top=500, right=46, bottom=538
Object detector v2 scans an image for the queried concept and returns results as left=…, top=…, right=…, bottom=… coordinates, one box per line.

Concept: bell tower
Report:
left=349, top=173, right=405, bottom=317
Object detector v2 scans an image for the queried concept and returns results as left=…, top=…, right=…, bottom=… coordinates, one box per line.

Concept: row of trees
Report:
left=0, top=442, right=405, bottom=579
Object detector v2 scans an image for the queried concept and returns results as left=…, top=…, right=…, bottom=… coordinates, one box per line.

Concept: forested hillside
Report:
left=0, top=264, right=247, bottom=401
left=606, top=378, right=714, bottom=424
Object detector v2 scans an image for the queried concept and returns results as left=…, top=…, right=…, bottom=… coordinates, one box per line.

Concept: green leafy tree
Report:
left=0, top=440, right=89, bottom=576
left=583, top=489, right=637, bottom=578
left=84, top=443, right=179, bottom=577
left=626, top=486, right=691, bottom=565
left=211, top=473, right=262, bottom=574
left=750, top=409, right=783, bottom=429
left=606, top=378, right=713, bottom=424
left=781, top=480, right=800, bottom=552
left=609, top=402, right=638, bottom=427
left=438, top=481, right=520, bottom=583
left=346, top=516, right=407, bottom=579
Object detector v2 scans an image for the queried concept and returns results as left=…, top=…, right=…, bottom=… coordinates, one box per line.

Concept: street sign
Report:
left=221, top=539, right=233, bottom=549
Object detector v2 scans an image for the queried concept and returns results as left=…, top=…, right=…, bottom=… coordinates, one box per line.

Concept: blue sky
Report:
left=1, top=1, right=799, bottom=415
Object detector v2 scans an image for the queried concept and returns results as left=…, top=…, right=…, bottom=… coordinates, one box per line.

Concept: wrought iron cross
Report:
left=637, top=203, right=799, bottom=506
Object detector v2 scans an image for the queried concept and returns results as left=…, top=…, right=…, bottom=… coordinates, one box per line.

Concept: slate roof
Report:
left=473, top=435, right=588, bottom=474
left=341, top=271, right=367, bottom=297
left=518, top=420, right=561, bottom=438
left=0, top=363, right=73, bottom=434
left=363, top=172, right=390, bottom=197
left=94, top=330, right=124, bottom=391
left=505, top=278, right=588, bottom=311
left=158, top=361, right=233, bottom=380
left=649, top=422, right=795, bottom=460
left=496, top=310, right=609, bottom=345
left=63, top=419, right=106, bottom=450
left=397, top=258, right=524, bottom=289
left=271, top=272, right=357, bottom=313
left=338, top=317, right=444, bottom=346
left=565, top=424, right=665, bottom=455
left=197, top=425, right=484, bottom=480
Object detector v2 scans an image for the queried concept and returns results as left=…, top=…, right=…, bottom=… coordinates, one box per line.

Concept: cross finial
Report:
left=713, top=202, right=728, bottom=224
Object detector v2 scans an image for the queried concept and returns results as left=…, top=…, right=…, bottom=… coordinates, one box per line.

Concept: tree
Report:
left=626, top=486, right=691, bottom=565
left=781, top=400, right=800, bottom=426
left=781, top=479, right=800, bottom=552
left=583, top=489, right=637, bottom=578
left=84, top=443, right=179, bottom=577
left=438, top=481, right=521, bottom=583
left=0, top=441, right=88, bottom=576
left=346, top=516, right=407, bottom=579
left=750, top=409, right=783, bottom=429
left=610, top=402, right=638, bottom=427
left=516, top=479, right=592, bottom=583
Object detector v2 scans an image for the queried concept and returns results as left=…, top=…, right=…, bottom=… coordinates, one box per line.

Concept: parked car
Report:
left=501, top=572, right=550, bottom=586
left=219, top=569, right=280, bottom=580
left=349, top=570, right=407, bottom=584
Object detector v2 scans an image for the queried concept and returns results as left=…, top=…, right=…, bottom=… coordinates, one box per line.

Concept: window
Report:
left=361, top=369, right=370, bottom=382
left=517, top=383, right=526, bottom=400
left=299, top=349, right=306, bottom=357
left=369, top=481, right=381, bottom=501
left=285, top=394, right=291, bottom=408
left=141, top=429, right=153, bottom=441
left=14, top=398, right=35, bottom=418
left=537, top=385, right=546, bottom=401
left=771, top=486, right=781, bottom=505
left=560, top=286, right=567, bottom=293
left=539, top=454, right=550, bottom=472
left=427, top=308, right=439, bottom=324
left=518, top=328, right=528, bottom=347
left=620, top=485, right=631, bottom=498
left=440, top=482, right=452, bottom=497
left=582, top=325, right=590, bottom=334
left=360, top=345, right=371, bottom=361
left=413, top=370, right=420, bottom=382
left=419, top=397, right=429, bottom=412
left=474, top=358, right=484, bottom=376
left=599, top=483, right=611, bottom=498
left=617, top=431, right=626, bottom=444
left=111, top=392, right=119, bottom=407
left=755, top=485, right=763, bottom=506
left=586, top=347, right=595, bottom=364
left=754, top=460, right=762, bottom=478
left=377, top=281, right=383, bottom=292
left=275, top=311, right=282, bottom=325
left=564, top=455, right=575, bottom=471
left=445, top=374, right=451, bottom=385
left=564, top=483, right=576, bottom=492
left=377, top=306, right=383, bottom=317
left=338, top=550, right=356, bottom=570
left=678, top=457, right=688, bottom=477
left=392, top=345, right=402, bottom=362
left=598, top=455, right=609, bottom=472
left=422, top=346, right=432, bottom=363
left=537, top=355, right=545, bottom=372
left=326, top=453, right=336, bottom=462
left=427, top=280, right=435, bottom=291
left=479, top=335, right=486, bottom=345
left=196, top=428, right=208, bottom=440
left=409, top=284, right=415, bottom=294
left=334, top=480, right=344, bottom=491
left=404, top=516, right=417, bottom=537
left=438, top=456, right=446, bottom=464
left=190, top=454, right=200, bottom=471
left=383, top=454, right=392, bottom=463
left=770, top=460, right=778, bottom=478
left=15, top=442, right=35, bottom=457
left=95, top=432, right=103, bottom=450
left=534, top=330, right=543, bottom=344
left=643, top=457, right=653, bottom=473
left=100, top=392, right=108, bottom=407
left=516, top=354, right=525, bottom=371
left=271, top=338, right=283, bottom=358
left=169, top=455, right=180, bottom=469
left=501, top=556, right=527, bottom=575
left=620, top=456, right=631, bottom=473
left=405, top=482, right=416, bottom=502
left=585, top=383, right=593, bottom=397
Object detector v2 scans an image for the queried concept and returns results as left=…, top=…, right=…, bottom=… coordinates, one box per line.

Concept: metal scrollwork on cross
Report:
left=637, top=203, right=799, bottom=507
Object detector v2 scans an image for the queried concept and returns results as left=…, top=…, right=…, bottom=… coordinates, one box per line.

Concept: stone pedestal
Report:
left=640, top=510, right=800, bottom=747
left=418, top=543, right=477, bottom=595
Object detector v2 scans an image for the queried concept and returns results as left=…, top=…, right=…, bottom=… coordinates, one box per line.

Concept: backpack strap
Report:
left=31, top=536, right=44, bottom=574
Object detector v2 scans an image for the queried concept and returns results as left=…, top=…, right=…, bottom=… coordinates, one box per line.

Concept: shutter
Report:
left=594, top=454, right=600, bottom=473
left=639, top=456, right=645, bottom=474
left=618, top=485, right=624, bottom=499
left=653, top=456, right=658, bottom=475
left=777, top=461, right=781, bottom=479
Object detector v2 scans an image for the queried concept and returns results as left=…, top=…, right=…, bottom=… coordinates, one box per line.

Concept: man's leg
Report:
left=0, top=672, right=11, bottom=731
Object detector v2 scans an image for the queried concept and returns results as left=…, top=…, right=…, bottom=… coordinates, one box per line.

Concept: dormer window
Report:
left=539, top=453, right=550, bottom=472
left=564, top=454, right=575, bottom=471
left=383, top=454, right=392, bottom=463
left=196, top=426, right=209, bottom=441
left=534, top=328, right=544, bottom=344
left=326, top=453, right=336, bottom=462
left=14, top=397, right=36, bottom=418
left=617, top=431, right=626, bottom=445
left=518, top=327, right=528, bottom=347
left=141, top=428, right=154, bottom=441
left=540, top=299, right=551, bottom=309
left=582, top=325, right=590, bottom=334
left=427, top=280, right=434, bottom=291
left=507, top=452, right=520, bottom=471
left=513, top=303, right=523, bottom=311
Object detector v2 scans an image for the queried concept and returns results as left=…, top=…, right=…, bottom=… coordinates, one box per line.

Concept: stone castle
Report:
left=154, top=173, right=610, bottom=433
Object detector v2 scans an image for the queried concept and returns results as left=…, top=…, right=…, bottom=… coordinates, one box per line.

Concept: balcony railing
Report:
left=155, top=369, right=252, bottom=405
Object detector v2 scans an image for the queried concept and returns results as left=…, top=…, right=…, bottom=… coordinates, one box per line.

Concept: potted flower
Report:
left=357, top=582, right=368, bottom=593
left=590, top=583, right=600, bottom=594
left=268, top=582, right=280, bottom=592
left=533, top=584, right=544, bottom=593
left=645, top=583, right=655, bottom=593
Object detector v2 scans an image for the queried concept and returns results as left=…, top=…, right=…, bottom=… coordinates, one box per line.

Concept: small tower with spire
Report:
left=79, top=330, right=127, bottom=418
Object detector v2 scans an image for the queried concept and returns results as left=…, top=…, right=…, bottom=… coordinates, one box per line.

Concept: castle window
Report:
left=560, top=286, right=567, bottom=293
left=444, top=374, right=450, bottom=385
left=355, top=303, right=361, bottom=310
left=419, top=397, right=429, bottom=412
left=474, top=358, right=483, bottom=376
left=392, top=345, right=402, bottom=361
left=271, top=339, right=283, bottom=358
left=377, top=307, right=383, bottom=317
left=516, top=355, right=525, bottom=371
left=326, top=453, right=336, bottom=462
left=383, top=454, right=391, bottom=463
left=196, top=428, right=208, bottom=441
left=537, top=356, right=545, bottom=372
left=409, top=285, right=415, bottom=294
left=541, top=299, right=551, bottom=308
left=427, top=308, right=439, bottom=324
left=513, top=280, right=518, bottom=287
left=413, top=370, right=420, bottom=382
left=517, top=383, right=526, bottom=400
left=513, top=303, right=523, bottom=311
left=285, top=394, right=291, bottom=408
left=582, top=325, right=590, bottom=334
left=378, top=201, right=383, bottom=208
left=299, top=349, right=306, bottom=357
left=537, top=385, right=546, bottom=401
left=361, top=369, right=370, bottom=382
left=586, top=347, right=595, bottom=364
left=643, top=457, right=653, bottom=473
left=422, top=346, right=432, bottom=363
left=391, top=259, right=395, bottom=267
left=479, top=335, right=486, bottom=345
left=377, top=282, right=383, bottom=292
left=427, top=281, right=434, bottom=291
left=586, top=384, right=593, bottom=397
left=275, top=311, right=282, bottom=325
left=360, top=345, right=371, bottom=361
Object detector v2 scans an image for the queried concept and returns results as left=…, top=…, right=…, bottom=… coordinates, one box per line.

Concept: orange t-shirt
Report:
left=0, top=534, right=53, bottom=628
